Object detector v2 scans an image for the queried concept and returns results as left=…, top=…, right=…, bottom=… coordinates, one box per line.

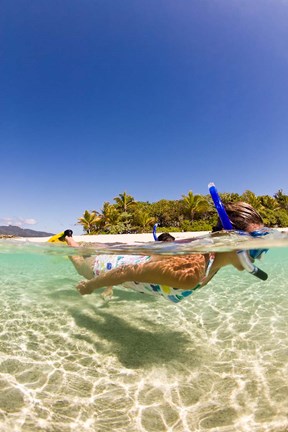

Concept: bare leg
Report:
left=65, top=236, right=81, bottom=248
left=76, top=254, right=209, bottom=295
left=65, top=234, right=114, bottom=296
left=65, top=235, right=95, bottom=280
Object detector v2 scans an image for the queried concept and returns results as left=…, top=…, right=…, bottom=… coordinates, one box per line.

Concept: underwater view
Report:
left=1, top=234, right=288, bottom=432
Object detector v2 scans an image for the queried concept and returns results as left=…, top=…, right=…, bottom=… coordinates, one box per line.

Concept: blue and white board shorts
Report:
left=93, top=254, right=197, bottom=303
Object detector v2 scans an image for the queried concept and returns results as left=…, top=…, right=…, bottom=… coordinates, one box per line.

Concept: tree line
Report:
left=77, top=189, right=288, bottom=235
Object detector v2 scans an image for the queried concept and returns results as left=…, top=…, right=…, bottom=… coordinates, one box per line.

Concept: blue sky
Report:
left=1, top=0, right=288, bottom=234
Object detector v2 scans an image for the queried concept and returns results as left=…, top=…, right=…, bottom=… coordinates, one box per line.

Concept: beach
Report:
left=16, top=231, right=210, bottom=244
left=12, top=226, right=288, bottom=245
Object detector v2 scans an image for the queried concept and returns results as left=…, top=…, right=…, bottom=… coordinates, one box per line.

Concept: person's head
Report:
left=212, top=201, right=268, bottom=266
left=212, top=202, right=264, bottom=233
left=157, top=232, right=175, bottom=242
left=208, top=185, right=268, bottom=280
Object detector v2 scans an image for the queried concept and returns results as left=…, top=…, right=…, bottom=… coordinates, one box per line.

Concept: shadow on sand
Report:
left=69, top=301, right=193, bottom=369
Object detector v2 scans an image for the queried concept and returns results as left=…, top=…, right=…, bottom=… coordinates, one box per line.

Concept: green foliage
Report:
left=259, top=195, right=279, bottom=211
left=113, top=192, right=137, bottom=212
left=77, top=210, right=101, bottom=234
left=77, top=188, right=288, bottom=234
left=275, top=209, right=288, bottom=227
left=150, top=199, right=182, bottom=228
left=156, top=226, right=179, bottom=233
left=181, top=191, right=210, bottom=221
left=105, top=222, right=127, bottom=235
left=218, top=192, right=241, bottom=203
left=241, top=190, right=263, bottom=211
left=261, top=209, right=278, bottom=227
left=179, top=219, right=212, bottom=232
left=190, top=220, right=212, bottom=231
left=132, top=209, right=156, bottom=233
left=274, top=190, right=288, bottom=210
left=179, top=220, right=193, bottom=232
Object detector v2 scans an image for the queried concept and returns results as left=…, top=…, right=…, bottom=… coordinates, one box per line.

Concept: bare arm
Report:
left=77, top=254, right=207, bottom=295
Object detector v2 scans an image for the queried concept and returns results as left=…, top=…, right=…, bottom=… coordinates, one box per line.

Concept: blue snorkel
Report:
left=153, top=223, right=159, bottom=241
left=208, top=182, right=268, bottom=281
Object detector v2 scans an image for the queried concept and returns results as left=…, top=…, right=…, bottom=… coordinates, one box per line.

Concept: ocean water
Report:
left=0, top=235, right=288, bottom=432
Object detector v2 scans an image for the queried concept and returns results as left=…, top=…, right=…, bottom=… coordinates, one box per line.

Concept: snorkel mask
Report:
left=208, top=182, right=268, bottom=281
left=249, top=229, right=269, bottom=260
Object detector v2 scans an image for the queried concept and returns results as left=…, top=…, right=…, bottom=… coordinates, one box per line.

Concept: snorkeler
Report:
left=64, top=195, right=269, bottom=304
left=64, top=228, right=176, bottom=301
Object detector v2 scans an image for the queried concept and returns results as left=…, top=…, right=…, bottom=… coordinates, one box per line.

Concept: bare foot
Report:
left=76, top=280, right=94, bottom=295
left=101, top=286, right=113, bottom=302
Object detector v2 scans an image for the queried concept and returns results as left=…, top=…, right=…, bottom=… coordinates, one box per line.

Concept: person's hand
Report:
left=76, top=280, right=94, bottom=295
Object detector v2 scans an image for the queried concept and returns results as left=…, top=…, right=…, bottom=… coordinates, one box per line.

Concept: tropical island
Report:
left=77, top=189, right=288, bottom=235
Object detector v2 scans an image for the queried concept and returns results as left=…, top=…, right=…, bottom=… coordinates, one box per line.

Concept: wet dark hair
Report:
left=157, top=232, right=175, bottom=242
left=212, top=202, right=263, bottom=232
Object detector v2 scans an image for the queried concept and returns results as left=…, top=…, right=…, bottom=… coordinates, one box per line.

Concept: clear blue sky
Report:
left=1, top=0, right=288, bottom=234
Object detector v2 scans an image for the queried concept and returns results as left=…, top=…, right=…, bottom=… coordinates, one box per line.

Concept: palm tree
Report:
left=241, top=190, right=263, bottom=212
left=218, top=192, right=241, bottom=203
left=274, top=189, right=288, bottom=210
left=77, top=210, right=101, bottom=234
left=101, top=202, right=120, bottom=228
left=113, top=192, right=136, bottom=213
left=133, top=210, right=156, bottom=232
left=181, top=190, right=210, bottom=222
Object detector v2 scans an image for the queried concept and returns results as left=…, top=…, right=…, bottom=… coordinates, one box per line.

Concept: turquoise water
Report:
left=1, top=237, right=288, bottom=432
